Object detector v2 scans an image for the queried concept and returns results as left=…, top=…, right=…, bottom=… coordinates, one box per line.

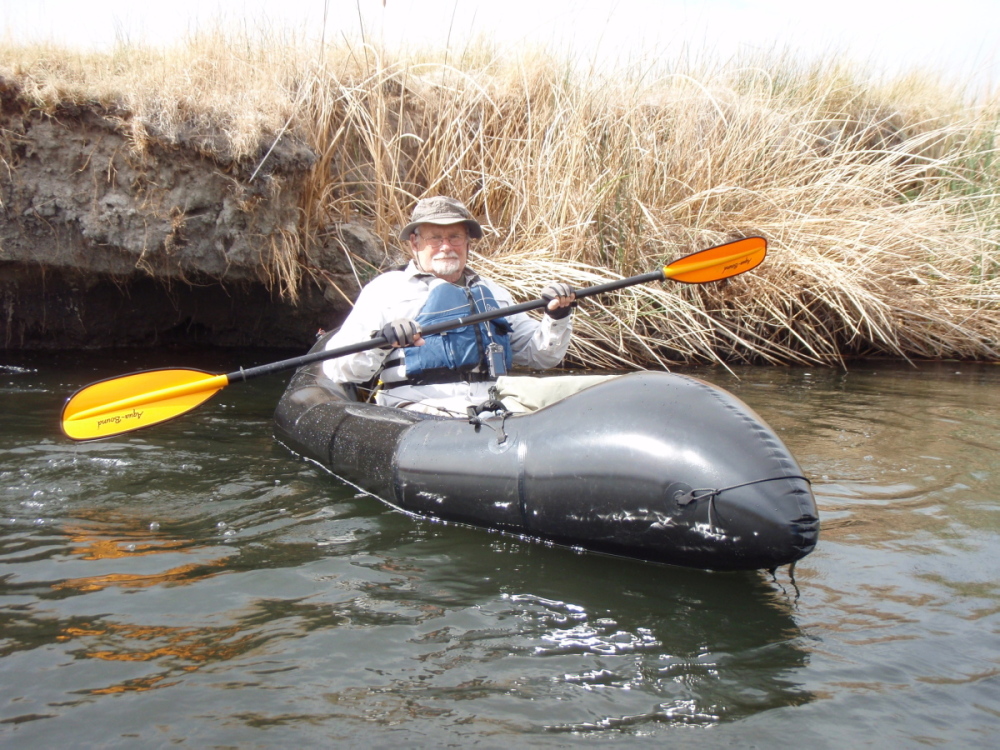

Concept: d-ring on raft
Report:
left=273, top=341, right=820, bottom=572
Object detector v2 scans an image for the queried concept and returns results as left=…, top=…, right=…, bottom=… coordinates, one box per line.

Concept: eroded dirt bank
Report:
left=0, top=81, right=382, bottom=350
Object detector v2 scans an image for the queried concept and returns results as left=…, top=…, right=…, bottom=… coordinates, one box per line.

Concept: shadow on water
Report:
left=335, top=530, right=816, bottom=734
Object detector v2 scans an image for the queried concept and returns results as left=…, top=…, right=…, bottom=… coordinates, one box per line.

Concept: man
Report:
left=322, top=196, right=578, bottom=416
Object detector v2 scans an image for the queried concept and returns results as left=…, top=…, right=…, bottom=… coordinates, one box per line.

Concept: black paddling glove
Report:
left=379, top=318, right=421, bottom=347
left=541, top=281, right=575, bottom=320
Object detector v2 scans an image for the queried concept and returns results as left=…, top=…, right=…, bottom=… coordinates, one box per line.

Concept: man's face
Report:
left=410, top=223, right=470, bottom=283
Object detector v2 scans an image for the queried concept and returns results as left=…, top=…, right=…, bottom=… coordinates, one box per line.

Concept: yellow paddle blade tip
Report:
left=61, top=369, right=228, bottom=441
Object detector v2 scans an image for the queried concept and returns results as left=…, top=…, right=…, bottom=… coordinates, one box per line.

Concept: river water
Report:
left=1, top=350, right=997, bottom=748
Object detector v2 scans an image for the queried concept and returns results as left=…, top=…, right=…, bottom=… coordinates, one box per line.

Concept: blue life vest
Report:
left=400, top=279, right=513, bottom=384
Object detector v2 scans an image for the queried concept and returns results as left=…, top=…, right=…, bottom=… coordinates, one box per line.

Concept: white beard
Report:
left=430, top=255, right=463, bottom=278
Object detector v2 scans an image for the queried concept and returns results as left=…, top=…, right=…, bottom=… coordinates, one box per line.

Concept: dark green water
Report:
left=2, top=351, right=998, bottom=747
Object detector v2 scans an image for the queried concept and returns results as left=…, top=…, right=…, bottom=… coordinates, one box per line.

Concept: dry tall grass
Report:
left=2, top=32, right=998, bottom=366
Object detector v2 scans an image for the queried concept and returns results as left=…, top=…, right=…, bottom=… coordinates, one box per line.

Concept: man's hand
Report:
left=380, top=318, right=424, bottom=347
left=541, top=281, right=576, bottom=319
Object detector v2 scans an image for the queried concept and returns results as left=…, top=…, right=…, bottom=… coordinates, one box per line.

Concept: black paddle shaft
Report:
left=226, top=269, right=667, bottom=383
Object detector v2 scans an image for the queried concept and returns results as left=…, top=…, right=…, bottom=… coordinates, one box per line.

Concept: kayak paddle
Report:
left=60, top=236, right=766, bottom=440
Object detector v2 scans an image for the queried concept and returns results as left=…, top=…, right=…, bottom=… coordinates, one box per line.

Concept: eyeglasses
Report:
left=418, top=232, right=469, bottom=249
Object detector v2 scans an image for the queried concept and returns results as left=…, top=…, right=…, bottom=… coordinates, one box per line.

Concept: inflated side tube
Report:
left=274, top=345, right=819, bottom=571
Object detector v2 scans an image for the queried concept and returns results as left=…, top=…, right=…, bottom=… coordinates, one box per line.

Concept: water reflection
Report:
left=60, top=619, right=261, bottom=695
left=1, top=353, right=998, bottom=745
left=313, top=534, right=815, bottom=734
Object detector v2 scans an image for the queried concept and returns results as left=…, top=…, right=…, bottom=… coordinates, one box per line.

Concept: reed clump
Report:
left=2, top=32, right=998, bottom=366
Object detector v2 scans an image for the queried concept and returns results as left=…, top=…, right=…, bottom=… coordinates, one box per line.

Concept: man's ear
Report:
left=408, top=238, right=423, bottom=271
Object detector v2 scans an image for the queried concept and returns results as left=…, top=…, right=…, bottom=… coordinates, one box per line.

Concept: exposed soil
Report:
left=0, top=79, right=384, bottom=350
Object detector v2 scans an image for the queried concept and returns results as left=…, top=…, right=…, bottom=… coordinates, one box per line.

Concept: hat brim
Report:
left=398, top=217, right=483, bottom=242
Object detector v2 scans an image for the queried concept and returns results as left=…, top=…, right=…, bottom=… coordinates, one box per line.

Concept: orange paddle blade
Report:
left=663, top=236, right=767, bottom=283
left=61, top=368, right=230, bottom=441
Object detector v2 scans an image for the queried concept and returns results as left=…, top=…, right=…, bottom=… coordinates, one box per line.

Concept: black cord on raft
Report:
left=676, top=475, right=812, bottom=534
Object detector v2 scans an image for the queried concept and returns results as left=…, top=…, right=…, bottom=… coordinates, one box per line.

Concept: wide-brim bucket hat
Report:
left=398, top=196, right=484, bottom=242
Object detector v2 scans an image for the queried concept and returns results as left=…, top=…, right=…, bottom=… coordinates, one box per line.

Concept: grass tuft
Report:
left=2, top=31, right=998, bottom=365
